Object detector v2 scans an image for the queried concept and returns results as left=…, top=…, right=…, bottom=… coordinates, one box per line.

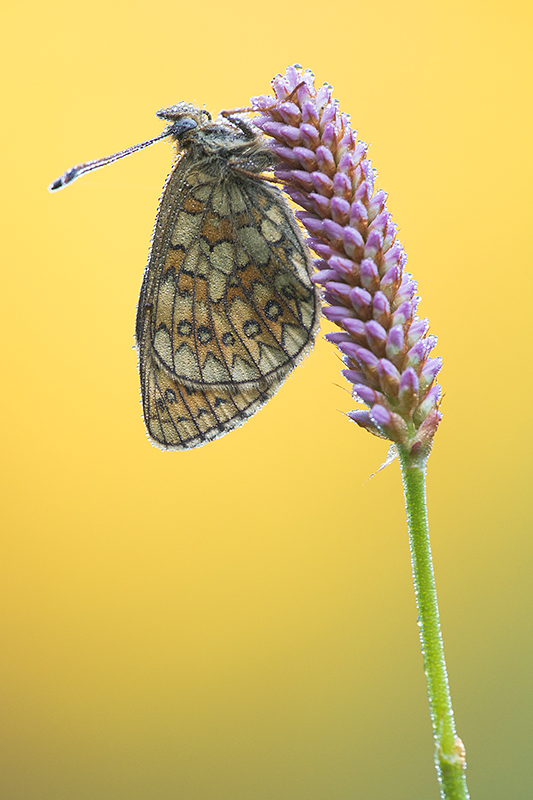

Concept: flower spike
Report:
left=252, top=66, right=442, bottom=458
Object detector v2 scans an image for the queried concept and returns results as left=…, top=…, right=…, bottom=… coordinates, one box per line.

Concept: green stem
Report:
left=397, top=445, right=470, bottom=800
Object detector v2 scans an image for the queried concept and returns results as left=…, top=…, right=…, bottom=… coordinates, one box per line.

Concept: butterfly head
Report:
left=156, top=103, right=212, bottom=142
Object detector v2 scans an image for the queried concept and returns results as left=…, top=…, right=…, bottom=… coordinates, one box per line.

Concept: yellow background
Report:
left=2, top=1, right=532, bottom=798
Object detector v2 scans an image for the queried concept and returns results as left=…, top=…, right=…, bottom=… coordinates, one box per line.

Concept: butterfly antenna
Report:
left=48, top=129, right=172, bottom=192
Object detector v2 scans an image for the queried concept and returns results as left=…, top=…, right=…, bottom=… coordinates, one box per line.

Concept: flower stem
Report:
left=397, top=446, right=470, bottom=800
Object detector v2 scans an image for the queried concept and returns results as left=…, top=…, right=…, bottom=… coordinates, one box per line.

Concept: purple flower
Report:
left=251, top=66, right=442, bottom=455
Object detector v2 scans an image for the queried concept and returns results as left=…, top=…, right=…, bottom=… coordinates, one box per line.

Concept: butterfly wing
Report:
left=140, top=358, right=284, bottom=450
left=136, top=148, right=319, bottom=450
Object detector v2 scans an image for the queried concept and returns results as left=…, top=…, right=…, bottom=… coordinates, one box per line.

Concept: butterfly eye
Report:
left=170, top=118, right=198, bottom=138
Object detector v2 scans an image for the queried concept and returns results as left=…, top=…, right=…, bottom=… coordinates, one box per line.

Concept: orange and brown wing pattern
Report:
left=136, top=136, right=319, bottom=450
left=148, top=176, right=318, bottom=390
left=140, top=358, right=285, bottom=450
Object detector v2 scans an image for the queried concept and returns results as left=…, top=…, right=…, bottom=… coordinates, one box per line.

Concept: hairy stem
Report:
left=397, top=446, right=470, bottom=800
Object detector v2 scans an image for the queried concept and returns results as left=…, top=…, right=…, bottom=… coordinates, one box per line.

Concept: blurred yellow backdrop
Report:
left=1, top=0, right=532, bottom=798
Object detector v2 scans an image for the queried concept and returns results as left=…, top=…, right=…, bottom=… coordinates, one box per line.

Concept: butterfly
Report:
left=49, top=102, right=319, bottom=449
